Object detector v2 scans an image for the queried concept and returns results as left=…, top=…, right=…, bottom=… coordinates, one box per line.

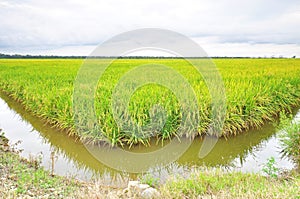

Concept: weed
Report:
left=262, top=157, right=279, bottom=178
left=278, top=113, right=300, bottom=166
left=140, top=173, right=160, bottom=187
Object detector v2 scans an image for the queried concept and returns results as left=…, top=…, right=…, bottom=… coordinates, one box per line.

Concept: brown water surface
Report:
left=0, top=92, right=297, bottom=181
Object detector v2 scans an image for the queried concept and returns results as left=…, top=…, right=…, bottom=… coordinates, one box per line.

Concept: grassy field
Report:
left=0, top=58, right=299, bottom=145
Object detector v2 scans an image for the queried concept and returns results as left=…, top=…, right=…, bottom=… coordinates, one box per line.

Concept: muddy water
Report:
left=0, top=92, right=297, bottom=181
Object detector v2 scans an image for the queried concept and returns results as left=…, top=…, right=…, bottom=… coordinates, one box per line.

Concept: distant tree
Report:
left=292, top=55, right=296, bottom=58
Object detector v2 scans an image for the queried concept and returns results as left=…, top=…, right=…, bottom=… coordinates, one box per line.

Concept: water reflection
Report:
left=0, top=91, right=297, bottom=180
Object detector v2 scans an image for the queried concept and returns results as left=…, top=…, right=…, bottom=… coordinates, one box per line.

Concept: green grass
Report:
left=0, top=132, right=80, bottom=198
left=0, top=58, right=299, bottom=146
left=278, top=114, right=300, bottom=167
left=161, top=168, right=300, bottom=198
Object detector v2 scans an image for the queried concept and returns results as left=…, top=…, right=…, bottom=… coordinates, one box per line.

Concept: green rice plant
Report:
left=0, top=58, right=299, bottom=146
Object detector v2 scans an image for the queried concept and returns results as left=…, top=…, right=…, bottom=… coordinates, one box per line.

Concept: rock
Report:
left=127, top=181, right=140, bottom=189
left=137, top=183, right=150, bottom=191
left=125, top=181, right=153, bottom=198
left=127, top=181, right=150, bottom=192
left=141, top=187, right=160, bottom=199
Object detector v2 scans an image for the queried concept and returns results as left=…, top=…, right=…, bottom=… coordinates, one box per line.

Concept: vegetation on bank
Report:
left=161, top=112, right=300, bottom=199
left=0, top=130, right=81, bottom=198
left=161, top=168, right=300, bottom=198
left=0, top=59, right=299, bottom=145
left=278, top=114, right=300, bottom=168
left=1, top=130, right=300, bottom=198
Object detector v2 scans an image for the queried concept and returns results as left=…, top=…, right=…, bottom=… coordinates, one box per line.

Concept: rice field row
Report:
left=0, top=58, right=299, bottom=146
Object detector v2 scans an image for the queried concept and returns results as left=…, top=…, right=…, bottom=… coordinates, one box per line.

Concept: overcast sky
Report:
left=0, top=0, right=300, bottom=57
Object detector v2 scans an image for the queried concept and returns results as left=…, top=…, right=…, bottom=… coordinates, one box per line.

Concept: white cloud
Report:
left=0, top=0, right=299, bottom=56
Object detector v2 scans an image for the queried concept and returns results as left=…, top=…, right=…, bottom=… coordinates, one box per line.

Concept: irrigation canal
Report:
left=0, top=93, right=298, bottom=182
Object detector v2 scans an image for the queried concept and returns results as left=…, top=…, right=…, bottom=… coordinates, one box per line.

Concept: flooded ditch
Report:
left=0, top=92, right=298, bottom=182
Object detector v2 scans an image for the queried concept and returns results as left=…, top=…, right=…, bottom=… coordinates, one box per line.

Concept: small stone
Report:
left=127, top=181, right=140, bottom=189
left=48, top=188, right=55, bottom=192
left=141, top=187, right=160, bottom=199
left=128, top=181, right=150, bottom=191
left=27, top=190, right=34, bottom=196
left=137, top=183, right=150, bottom=191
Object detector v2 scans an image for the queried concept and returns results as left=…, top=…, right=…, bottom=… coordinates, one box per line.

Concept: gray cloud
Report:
left=0, top=0, right=299, bottom=56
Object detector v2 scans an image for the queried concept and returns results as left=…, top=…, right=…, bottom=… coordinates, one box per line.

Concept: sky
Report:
left=0, top=0, right=300, bottom=57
